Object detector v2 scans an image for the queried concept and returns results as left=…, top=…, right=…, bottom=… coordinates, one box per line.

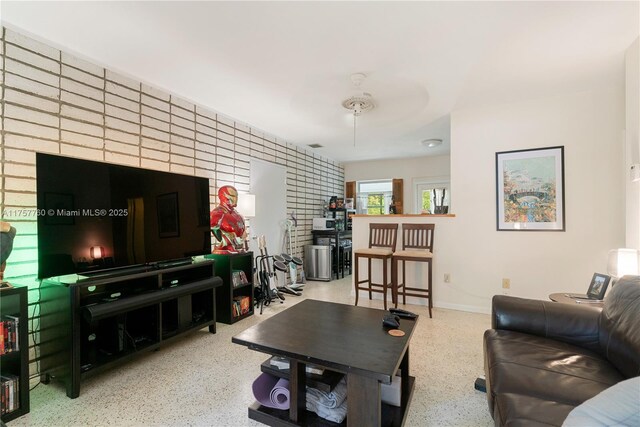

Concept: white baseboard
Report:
left=436, top=301, right=491, bottom=315
left=353, top=290, right=491, bottom=314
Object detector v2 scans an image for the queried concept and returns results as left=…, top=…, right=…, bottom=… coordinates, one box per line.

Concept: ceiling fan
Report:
left=341, top=73, right=375, bottom=146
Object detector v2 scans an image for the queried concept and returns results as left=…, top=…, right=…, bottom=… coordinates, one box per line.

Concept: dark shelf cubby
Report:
left=0, top=285, right=30, bottom=422
left=207, top=252, right=254, bottom=324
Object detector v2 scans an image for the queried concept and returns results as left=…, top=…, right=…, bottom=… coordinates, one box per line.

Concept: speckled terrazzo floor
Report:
left=11, top=277, right=493, bottom=427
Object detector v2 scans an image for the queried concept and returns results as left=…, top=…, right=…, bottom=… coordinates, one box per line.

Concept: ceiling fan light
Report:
left=342, top=94, right=374, bottom=115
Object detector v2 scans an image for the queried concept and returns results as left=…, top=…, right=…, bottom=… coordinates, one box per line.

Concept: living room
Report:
left=0, top=2, right=639, bottom=426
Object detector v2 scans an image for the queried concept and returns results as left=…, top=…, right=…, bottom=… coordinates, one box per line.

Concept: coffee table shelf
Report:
left=248, top=376, right=415, bottom=427
left=260, top=357, right=344, bottom=393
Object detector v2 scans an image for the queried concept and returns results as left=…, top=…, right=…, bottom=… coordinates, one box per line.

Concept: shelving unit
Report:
left=260, top=357, right=343, bottom=393
left=311, top=230, right=352, bottom=280
left=39, top=260, right=221, bottom=398
left=0, top=285, right=29, bottom=422
left=327, top=208, right=348, bottom=231
left=207, top=252, right=254, bottom=324
left=248, top=378, right=415, bottom=427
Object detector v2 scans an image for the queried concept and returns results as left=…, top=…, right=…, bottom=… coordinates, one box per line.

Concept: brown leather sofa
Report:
left=483, top=276, right=640, bottom=426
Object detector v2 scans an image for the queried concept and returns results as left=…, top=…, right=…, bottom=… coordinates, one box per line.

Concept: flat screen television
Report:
left=36, top=153, right=211, bottom=279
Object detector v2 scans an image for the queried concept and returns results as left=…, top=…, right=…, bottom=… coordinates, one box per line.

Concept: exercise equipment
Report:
left=259, top=235, right=301, bottom=299
left=255, top=236, right=284, bottom=315
left=281, top=212, right=306, bottom=288
left=272, top=258, right=301, bottom=296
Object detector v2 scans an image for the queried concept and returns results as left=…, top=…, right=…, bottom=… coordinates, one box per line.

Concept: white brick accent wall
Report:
left=0, top=27, right=344, bottom=290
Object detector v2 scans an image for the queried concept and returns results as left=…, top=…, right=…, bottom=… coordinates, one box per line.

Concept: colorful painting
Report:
left=496, top=146, right=565, bottom=231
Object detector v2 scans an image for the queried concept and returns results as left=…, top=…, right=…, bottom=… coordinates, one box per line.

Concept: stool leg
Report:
left=354, top=254, right=360, bottom=307
left=428, top=259, right=433, bottom=318
left=402, top=260, right=407, bottom=305
left=392, top=257, right=398, bottom=309
left=382, top=256, right=388, bottom=311
left=368, top=258, right=372, bottom=300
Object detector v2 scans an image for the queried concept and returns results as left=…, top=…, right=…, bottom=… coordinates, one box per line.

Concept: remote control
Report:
left=382, top=314, right=400, bottom=329
left=389, top=308, right=418, bottom=319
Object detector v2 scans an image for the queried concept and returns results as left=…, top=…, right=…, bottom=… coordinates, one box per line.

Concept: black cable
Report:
left=29, top=282, right=42, bottom=391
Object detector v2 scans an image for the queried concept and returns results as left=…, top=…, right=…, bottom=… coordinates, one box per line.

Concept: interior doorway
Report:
left=249, top=159, right=287, bottom=256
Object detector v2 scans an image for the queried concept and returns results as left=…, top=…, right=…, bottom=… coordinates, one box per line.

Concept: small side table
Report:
left=549, top=293, right=604, bottom=308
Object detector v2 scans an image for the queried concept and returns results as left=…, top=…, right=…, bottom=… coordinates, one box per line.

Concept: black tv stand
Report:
left=80, top=263, right=149, bottom=278
left=39, top=259, right=222, bottom=398
left=154, top=258, right=194, bottom=269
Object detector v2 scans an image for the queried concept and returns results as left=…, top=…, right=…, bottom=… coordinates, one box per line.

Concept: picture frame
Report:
left=157, top=192, right=180, bottom=238
left=587, top=273, right=611, bottom=300
left=496, top=146, right=565, bottom=231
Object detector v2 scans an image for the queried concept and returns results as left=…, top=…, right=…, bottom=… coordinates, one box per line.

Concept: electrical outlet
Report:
left=502, top=278, right=510, bottom=289
left=444, top=273, right=450, bottom=283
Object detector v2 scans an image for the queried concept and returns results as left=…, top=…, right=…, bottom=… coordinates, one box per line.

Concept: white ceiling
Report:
left=2, top=1, right=638, bottom=163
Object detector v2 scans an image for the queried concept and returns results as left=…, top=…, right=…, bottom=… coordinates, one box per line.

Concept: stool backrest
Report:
left=401, top=223, right=434, bottom=252
left=368, top=223, right=398, bottom=250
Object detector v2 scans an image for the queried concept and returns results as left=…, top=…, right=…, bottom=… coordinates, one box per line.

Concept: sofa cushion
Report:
left=562, top=376, right=640, bottom=427
left=354, top=247, right=393, bottom=256
left=599, top=276, right=640, bottom=378
left=493, top=393, right=576, bottom=427
left=485, top=329, right=623, bottom=407
left=491, top=295, right=601, bottom=353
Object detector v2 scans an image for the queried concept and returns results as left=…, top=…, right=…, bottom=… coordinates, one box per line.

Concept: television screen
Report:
left=36, top=153, right=211, bottom=279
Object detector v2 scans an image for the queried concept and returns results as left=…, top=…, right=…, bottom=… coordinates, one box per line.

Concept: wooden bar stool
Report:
left=354, top=223, right=398, bottom=310
left=392, top=223, right=435, bottom=317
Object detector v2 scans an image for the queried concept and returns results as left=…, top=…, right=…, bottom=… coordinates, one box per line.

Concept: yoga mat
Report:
left=252, top=373, right=290, bottom=410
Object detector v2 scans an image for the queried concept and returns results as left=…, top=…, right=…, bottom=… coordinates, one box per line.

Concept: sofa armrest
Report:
left=492, top=295, right=602, bottom=353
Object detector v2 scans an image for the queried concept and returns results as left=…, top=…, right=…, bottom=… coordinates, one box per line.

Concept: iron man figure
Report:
left=210, top=186, right=247, bottom=254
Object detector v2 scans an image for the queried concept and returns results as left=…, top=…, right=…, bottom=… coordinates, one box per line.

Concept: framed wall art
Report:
left=496, top=146, right=565, bottom=231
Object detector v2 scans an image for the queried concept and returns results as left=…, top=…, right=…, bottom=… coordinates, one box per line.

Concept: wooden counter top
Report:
left=351, top=214, right=455, bottom=218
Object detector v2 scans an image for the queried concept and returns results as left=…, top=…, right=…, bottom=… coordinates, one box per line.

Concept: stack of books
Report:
left=231, top=270, right=249, bottom=288
left=0, top=374, right=19, bottom=415
left=0, top=316, right=20, bottom=355
left=232, top=296, right=251, bottom=317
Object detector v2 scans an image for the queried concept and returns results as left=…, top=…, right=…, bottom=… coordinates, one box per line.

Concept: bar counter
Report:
left=351, top=214, right=456, bottom=218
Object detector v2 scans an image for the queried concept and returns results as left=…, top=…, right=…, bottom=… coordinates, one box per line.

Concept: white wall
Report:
left=344, top=155, right=450, bottom=213
left=445, top=87, right=625, bottom=312
left=349, top=88, right=625, bottom=313
left=625, top=38, right=640, bottom=248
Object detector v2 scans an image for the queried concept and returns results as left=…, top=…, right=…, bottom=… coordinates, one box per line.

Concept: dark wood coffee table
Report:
left=232, top=299, right=417, bottom=426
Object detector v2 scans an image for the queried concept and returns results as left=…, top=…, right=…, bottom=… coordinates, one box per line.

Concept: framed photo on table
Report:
left=496, top=146, right=565, bottom=231
left=587, top=273, right=610, bottom=300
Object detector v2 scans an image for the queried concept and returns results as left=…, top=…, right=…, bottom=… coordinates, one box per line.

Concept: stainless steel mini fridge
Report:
left=304, top=245, right=332, bottom=281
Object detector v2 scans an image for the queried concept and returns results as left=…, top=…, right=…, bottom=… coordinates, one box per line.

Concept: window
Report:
left=367, top=193, right=385, bottom=214
left=414, top=178, right=450, bottom=214
left=356, top=180, right=393, bottom=214
left=422, top=191, right=432, bottom=213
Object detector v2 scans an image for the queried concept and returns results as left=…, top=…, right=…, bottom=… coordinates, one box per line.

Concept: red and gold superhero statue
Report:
left=210, top=186, right=247, bottom=254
